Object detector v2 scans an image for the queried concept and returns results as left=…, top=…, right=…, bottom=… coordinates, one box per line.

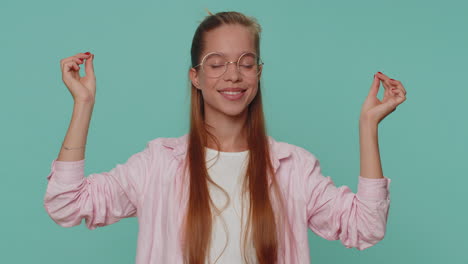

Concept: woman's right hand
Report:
left=60, top=52, right=96, bottom=104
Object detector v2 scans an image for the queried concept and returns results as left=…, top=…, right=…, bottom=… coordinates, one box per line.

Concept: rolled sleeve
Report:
left=302, top=149, right=391, bottom=250
left=357, top=176, right=391, bottom=201
left=43, top=142, right=153, bottom=229
left=47, top=159, right=85, bottom=184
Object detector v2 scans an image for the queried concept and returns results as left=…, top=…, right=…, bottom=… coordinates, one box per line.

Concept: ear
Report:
left=189, top=68, right=201, bottom=90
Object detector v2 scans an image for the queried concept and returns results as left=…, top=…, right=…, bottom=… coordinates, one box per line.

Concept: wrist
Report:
left=360, top=114, right=378, bottom=127
left=74, top=100, right=95, bottom=106
left=73, top=101, right=95, bottom=113
left=74, top=95, right=95, bottom=105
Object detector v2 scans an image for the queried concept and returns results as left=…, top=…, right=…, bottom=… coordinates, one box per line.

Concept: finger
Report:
left=391, top=87, right=406, bottom=104
left=383, top=85, right=402, bottom=102
left=375, top=72, right=397, bottom=91
left=64, top=61, right=80, bottom=72
left=368, top=74, right=380, bottom=98
left=376, top=72, right=407, bottom=95
left=389, top=79, right=407, bottom=95
left=376, top=73, right=397, bottom=91
left=75, top=52, right=92, bottom=60
left=73, top=57, right=84, bottom=65
left=84, top=53, right=95, bottom=79
left=393, top=89, right=406, bottom=104
left=60, top=58, right=80, bottom=70
left=62, top=61, right=80, bottom=73
left=391, top=87, right=400, bottom=97
left=71, top=55, right=90, bottom=65
left=376, top=71, right=390, bottom=81
left=60, top=53, right=90, bottom=64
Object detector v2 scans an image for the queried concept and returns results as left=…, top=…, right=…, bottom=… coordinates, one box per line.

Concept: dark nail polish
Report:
left=85, top=52, right=91, bottom=55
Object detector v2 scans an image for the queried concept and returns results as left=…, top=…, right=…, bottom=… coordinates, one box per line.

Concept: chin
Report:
left=219, top=105, right=249, bottom=117
left=203, top=91, right=255, bottom=118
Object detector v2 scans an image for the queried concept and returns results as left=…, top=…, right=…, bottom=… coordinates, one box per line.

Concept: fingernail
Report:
left=85, top=52, right=91, bottom=55
left=390, top=78, right=395, bottom=81
left=378, top=71, right=382, bottom=74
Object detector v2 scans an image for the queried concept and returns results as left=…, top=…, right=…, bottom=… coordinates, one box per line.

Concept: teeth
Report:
left=221, top=91, right=242, bottom=95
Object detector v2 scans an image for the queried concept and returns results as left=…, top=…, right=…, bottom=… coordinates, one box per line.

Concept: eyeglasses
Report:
left=193, top=52, right=264, bottom=78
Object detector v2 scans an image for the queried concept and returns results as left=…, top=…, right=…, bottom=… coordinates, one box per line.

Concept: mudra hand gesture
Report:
left=60, top=52, right=96, bottom=104
left=360, top=71, right=407, bottom=124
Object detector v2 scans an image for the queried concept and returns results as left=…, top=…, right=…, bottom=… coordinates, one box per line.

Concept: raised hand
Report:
left=60, top=52, right=96, bottom=104
left=360, top=72, right=407, bottom=124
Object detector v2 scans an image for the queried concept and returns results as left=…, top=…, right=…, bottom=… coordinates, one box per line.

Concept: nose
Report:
left=223, top=61, right=241, bottom=82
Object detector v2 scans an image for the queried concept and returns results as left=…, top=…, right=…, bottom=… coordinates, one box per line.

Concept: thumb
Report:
left=84, top=53, right=95, bottom=79
left=368, top=74, right=380, bottom=98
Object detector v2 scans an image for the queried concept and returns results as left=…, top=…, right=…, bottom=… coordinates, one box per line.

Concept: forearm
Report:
left=359, top=118, right=384, bottom=179
left=57, top=101, right=94, bottom=161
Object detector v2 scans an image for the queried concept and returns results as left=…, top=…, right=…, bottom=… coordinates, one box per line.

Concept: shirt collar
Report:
left=160, top=134, right=291, bottom=173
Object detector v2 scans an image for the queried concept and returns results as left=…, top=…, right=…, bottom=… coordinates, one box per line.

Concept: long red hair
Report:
left=181, top=11, right=291, bottom=264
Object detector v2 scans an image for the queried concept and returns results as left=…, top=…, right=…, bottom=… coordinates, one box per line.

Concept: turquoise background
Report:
left=1, top=0, right=467, bottom=263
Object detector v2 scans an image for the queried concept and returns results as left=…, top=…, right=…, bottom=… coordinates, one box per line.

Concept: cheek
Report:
left=199, top=79, right=219, bottom=100
left=199, top=76, right=217, bottom=90
left=247, top=83, right=259, bottom=101
left=249, top=80, right=260, bottom=93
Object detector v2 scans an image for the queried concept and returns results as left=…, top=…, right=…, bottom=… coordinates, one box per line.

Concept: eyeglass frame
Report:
left=192, top=51, right=264, bottom=78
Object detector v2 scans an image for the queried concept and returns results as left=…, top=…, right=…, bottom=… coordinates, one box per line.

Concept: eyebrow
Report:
left=205, top=50, right=257, bottom=57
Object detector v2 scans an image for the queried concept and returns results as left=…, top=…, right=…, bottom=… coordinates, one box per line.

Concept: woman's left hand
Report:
left=360, top=72, right=407, bottom=124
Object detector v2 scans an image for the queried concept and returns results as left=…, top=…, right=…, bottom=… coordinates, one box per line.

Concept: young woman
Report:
left=44, top=11, right=406, bottom=264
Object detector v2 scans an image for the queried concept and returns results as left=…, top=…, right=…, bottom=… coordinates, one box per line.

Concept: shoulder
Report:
left=143, top=134, right=189, bottom=159
left=147, top=136, right=179, bottom=148
left=268, top=137, right=324, bottom=199
left=268, top=136, right=320, bottom=167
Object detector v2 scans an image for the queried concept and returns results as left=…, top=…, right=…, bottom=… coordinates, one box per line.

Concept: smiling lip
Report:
left=218, top=88, right=246, bottom=101
left=218, top=87, right=246, bottom=92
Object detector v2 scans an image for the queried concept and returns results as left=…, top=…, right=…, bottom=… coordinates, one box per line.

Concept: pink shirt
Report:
left=43, top=134, right=391, bottom=263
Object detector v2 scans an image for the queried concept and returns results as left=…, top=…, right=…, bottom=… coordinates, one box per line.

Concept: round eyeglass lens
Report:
left=202, top=53, right=261, bottom=78
left=203, top=53, right=227, bottom=78
left=238, top=53, right=260, bottom=78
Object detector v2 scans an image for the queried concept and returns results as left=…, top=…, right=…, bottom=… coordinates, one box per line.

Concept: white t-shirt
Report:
left=205, top=147, right=257, bottom=264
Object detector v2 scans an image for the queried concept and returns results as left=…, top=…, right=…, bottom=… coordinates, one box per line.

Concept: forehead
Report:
left=202, top=24, right=256, bottom=58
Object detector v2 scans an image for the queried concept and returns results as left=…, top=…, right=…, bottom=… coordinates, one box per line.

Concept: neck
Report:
left=204, top=107, right=249, bottom=152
